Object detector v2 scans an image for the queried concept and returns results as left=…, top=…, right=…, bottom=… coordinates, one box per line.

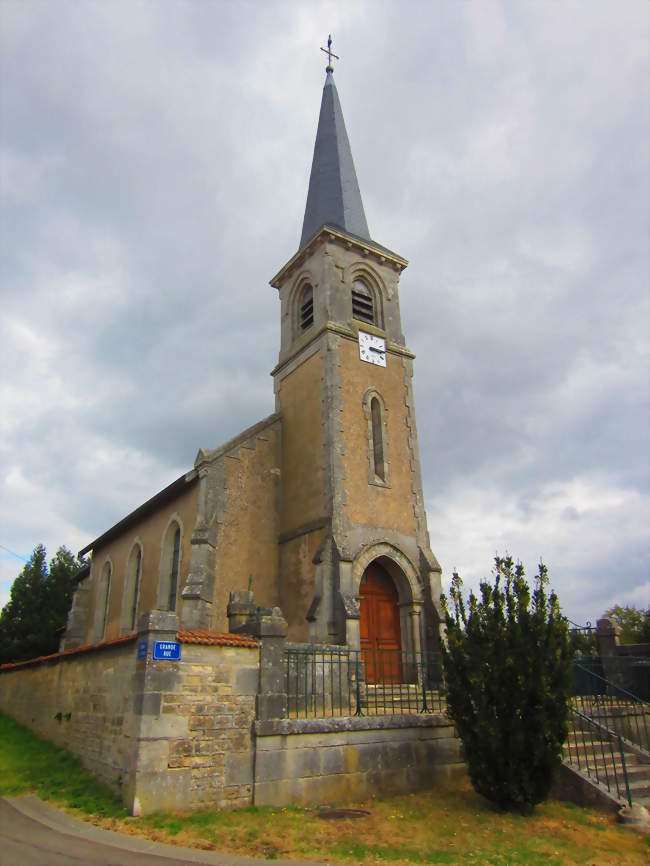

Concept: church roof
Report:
left=300, top=69, right=370, bottom=248
left=78, top=471, right=198, bottom=557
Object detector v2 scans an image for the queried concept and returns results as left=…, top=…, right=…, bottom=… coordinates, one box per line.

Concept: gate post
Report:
left=243, top=608, right=288, bottom=721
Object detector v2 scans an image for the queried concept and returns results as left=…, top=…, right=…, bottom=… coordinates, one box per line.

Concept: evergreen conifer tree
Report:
left=0, top=544, right=85, bottom=664
left=441, top=556, right=571, bottom=813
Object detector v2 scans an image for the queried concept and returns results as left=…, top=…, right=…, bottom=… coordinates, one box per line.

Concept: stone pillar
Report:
left=240, top=609, right=288, bottom=721
left=59, top=573, right=92, bottom=650
left=227, top=590, right=256, bottom=632
left=409, top=605, right=423, bottom=656
left=340, top=593, right=361, bottom=651
left=181, top=466, right=220, bottom=630
left=597, top=617, right=622, bottom=686
left=128, top=610, right=187, bottom=817
left=597, top=617, right=621, bottom=656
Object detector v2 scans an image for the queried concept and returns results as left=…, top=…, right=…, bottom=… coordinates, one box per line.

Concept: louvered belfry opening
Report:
left=300, top=285, right=314, bottom=331
left=352, top=279, right=374, bottom=325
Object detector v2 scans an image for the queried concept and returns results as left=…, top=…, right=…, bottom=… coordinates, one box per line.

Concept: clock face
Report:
left=359, top=331, right=386, bottom=367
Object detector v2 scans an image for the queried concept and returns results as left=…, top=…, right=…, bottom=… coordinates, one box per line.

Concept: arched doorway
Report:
left=359, top=561, right=402, bottom=683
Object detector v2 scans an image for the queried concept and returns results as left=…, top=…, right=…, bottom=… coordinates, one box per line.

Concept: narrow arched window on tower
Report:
left=352, top=279, right=375, bottom=325
left=371, top=397, right=385, bottom=480
left=169, top=526, right=181, bottom=611
left=299, top=284, right=314, bottom=331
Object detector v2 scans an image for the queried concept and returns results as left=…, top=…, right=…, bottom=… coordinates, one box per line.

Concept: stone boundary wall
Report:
left=0, top=612, right=260, bottom=815
left=0, top=635, right=139, bottom=793
left=0, top=608, right=466, bottom=814
left=253, top=714, right=465, bottom=806
left=146, top=641, right=258, bottom=813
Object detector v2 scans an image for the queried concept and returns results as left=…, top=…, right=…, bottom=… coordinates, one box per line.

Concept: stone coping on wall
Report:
left=177, top=629, right=259, bottom=648
left=255, top=712, right=450, bottom=737
left=0, top=632, right=138, bottom=672
left=0, top=629, right=258, bottom=673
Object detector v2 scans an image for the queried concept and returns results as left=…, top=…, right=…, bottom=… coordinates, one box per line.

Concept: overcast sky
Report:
left=1, top=0, right=648, bottom=626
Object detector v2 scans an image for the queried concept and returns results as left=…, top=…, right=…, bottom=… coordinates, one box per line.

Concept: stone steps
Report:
left=360, top=684, right=446, bottom=714
left=564, top=718, right=650, bottom=807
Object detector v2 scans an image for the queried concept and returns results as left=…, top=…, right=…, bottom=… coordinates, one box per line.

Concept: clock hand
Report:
left=369, top=346, right=384, bottom=354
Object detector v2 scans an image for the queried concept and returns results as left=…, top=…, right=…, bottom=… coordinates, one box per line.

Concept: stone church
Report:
left=62, top=58, right=444, bottom=664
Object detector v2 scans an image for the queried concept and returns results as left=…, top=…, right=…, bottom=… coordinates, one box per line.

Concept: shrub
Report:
left=441, top=556, right=572, bottom=813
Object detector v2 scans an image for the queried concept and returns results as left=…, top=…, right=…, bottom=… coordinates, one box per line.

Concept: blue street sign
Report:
left=153, top=640, right=181, bottom=661
left=137, top=640, right=148, bottom=660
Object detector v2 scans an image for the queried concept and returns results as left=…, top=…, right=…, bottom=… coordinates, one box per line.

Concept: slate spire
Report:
left=300, top=68, right=371, bottom=248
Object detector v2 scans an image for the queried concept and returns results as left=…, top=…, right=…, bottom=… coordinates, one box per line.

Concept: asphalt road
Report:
left=0, top=797, right=330, bottom=866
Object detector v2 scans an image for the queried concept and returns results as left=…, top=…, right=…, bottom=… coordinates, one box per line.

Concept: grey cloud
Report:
left=1, top=1, right=647, bottom=625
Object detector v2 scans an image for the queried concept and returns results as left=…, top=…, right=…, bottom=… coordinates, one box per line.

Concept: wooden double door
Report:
left=359, top=563, right=402, bottom=683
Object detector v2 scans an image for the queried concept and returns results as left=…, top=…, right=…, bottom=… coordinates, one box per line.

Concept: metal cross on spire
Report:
left=320, top=34, right=339, bottom=72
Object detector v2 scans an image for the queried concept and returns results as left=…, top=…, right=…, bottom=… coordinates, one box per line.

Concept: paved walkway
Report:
left=0, top=797, right=331, bottom=866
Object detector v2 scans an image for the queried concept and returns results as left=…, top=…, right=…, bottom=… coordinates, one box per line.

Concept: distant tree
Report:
left=601, top=605, right=650, bottom=644
left=441, top=556, right=572, bottom=814
left=641, top=609, right=650, bottom=644
left=0, top=545, right=85, bottom=664
left=568, top=627, right=599, bottom=659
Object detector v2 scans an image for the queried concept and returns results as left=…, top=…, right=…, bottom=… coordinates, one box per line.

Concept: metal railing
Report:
left=565, top=709, right=632, bottom=806
left=573, top=662, right=650, bottom=754
left=567, top=619, right=595, bottom=635
left=285, top=646, right=446, bottom=719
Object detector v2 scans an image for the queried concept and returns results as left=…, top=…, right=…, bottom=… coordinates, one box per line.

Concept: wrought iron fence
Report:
left=567, top=619, right=595, bottom=636
left=565, top=709, right=632, bottom=806
left=572, top=661, right=650, bottom=753
left=601, top=655, right=650, bottom=701
left=284, top=646, right=446, bottom=719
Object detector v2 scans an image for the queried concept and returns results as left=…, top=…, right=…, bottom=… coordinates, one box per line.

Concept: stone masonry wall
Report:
left=0, top=618, right=260, bottom=816
left=254, top=714, right=464, bottom=806
left=0, top=637, right=139, bottom=793
left=135, top=641, right=258, bottom=814
left=1, top=615, right=464, bottom=814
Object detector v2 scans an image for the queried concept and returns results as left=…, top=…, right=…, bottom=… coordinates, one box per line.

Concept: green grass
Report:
left=1, top=711, right=648, bottom=865
left=0, top=712, right=126, bottom=818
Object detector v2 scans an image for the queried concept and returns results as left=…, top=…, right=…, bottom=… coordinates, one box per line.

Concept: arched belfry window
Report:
left=299, top=284, right=314, bottom=332
left=158, top=521, right=182, bottom=612
left=352, top=278, right=375, bottom=326
left=363, top=389, right=391, bottom=487
left=122, top=543, right=143, bottom=633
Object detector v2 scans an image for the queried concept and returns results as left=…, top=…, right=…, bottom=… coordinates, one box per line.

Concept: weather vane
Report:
left=320, top=34, right=339, bottom=72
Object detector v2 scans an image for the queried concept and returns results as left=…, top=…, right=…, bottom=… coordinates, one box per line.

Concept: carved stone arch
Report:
left=351, top=542, right=425, bottom=655
left=362, top=387, right=391, bottom=487
left=157, top=513, right=184, bottom=611
left=91, top=556, right=113, bottom=643
left=352, top=542, right=423, bottom=605
left=288, top=269, right=317, bottom=336
left=121, top=538, right=143, bottom=633
left=344, top=262, right=386, bottom=328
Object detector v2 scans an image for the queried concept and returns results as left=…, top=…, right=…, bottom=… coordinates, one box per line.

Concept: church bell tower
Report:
left=271, top=48, right=442, bottom=656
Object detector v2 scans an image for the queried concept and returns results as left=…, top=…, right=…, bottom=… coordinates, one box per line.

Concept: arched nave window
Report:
left=158, top=521, right=182, bottom=612
left=122, top=544, right=143, bottom=632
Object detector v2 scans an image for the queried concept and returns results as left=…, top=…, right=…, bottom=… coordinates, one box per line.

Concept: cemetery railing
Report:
left=284, top=646, right=446, bottom=719
left=572, top=661, right=650, bottom=754
left=565, top=709, right=633, bottom=807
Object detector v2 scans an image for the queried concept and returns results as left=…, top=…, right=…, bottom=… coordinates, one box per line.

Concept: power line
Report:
left=0, top=544, right=27, bottom=562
